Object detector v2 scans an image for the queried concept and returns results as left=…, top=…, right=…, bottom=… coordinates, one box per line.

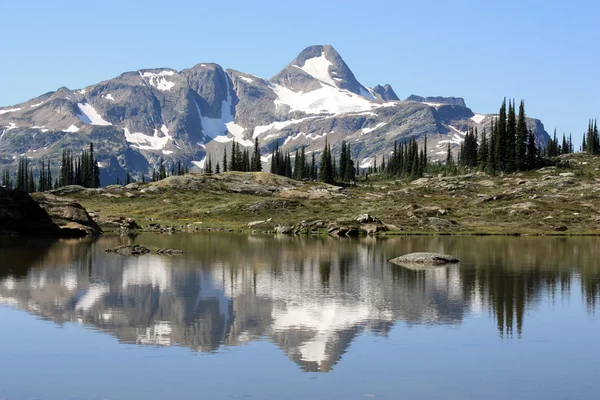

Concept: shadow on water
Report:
left=0, top=233, right=599, bottom=372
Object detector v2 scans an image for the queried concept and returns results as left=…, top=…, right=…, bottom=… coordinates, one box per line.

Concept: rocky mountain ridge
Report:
left=0, top=45, right=550, bottom=183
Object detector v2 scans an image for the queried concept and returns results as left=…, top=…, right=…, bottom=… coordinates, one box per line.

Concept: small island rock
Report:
left=389, top=252, right=459, bottom=266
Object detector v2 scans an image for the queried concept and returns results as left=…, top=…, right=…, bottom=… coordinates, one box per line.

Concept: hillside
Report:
left=57, top=153, right=600, bottom=236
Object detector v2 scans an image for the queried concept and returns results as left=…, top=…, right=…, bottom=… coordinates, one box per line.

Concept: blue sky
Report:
left=0, top=0, right=598, bottom=142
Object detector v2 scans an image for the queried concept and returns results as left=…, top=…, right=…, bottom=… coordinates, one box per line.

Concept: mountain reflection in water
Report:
left=0, top=234, right=598, bottom=373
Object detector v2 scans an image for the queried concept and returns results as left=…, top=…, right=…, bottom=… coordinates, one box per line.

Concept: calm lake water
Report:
left=0, top=233, right=599, bottom=399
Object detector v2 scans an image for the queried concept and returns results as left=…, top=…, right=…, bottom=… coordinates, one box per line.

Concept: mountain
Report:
left=0, top=44, right=550, bottom=184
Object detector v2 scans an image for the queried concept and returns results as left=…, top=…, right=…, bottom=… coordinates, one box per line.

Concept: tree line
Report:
left=2, top=143, right=100, bottom=193
left=204, top=138, right=263, bottom=174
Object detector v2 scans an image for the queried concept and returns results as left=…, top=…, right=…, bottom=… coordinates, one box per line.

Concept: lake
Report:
left=0, top=233, right=598, bottom=399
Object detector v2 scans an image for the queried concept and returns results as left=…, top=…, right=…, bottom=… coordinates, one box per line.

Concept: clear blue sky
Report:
left=1, top=0, right=598, bottom=142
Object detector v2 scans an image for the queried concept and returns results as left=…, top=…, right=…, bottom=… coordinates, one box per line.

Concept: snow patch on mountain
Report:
left=30, top=102, right=45, bottom=108
left=192, top=156, right=207, bottom=169
left=77, top=103, right=112, bottom=126
left=293, top=53, right=336, bottom=86
left=471, top=114, right=486, bottom=124
left=140, top=70, right=176, bottom=91
left=63, top=125, right=80, bottom=133
left=252, top=117, right=318, bottom=139
left=0, top=108, right=22, bottom=115
left=272, top=83, right=375, bottom=115
left=196, top=77, right=253, bottom=147
left=422, top=102, right=445, bottom=108
left=239, top=76, right=253, bottom=83
left=124, top=125, right=172, bottom=151
left=360, top=157, right=373, bottom=168
left=361, top=122, right=386, bottom=135
left=282, top=131, right=327, bottom=146
left=104, top=94, right=115, bottom=101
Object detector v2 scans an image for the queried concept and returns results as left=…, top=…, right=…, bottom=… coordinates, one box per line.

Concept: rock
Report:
left=389, top=252, right=459, bottom=266
left=553, top=225, right=568, bottom=231
left=31, top=193, right=102, bottom=237
left=275, top=225, right=294, bottom=235
left=362, top=223, right=388, bottom=236
left=140, top=186, right=160, bottom=194
left=105, top=245, right=184, bottom=256
left=559, top=172, right=575, bottom=177
left=355, top=214, right=380, bottom=224
left=0, top=187, right=58, bottom=236
left=248, top=218, right=272, bottom=228
left=124, top=192, right=137, bottom=198
left=48, top=185, right=88, bottom=195
left=327, top=225, right=359, bottom=237
left=428, top=217, right=456, bottom=230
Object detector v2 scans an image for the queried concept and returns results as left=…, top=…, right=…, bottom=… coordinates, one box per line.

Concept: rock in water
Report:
left=388, top=252, right=459, bottom=266
left=105, top=245, right=184, bottom=256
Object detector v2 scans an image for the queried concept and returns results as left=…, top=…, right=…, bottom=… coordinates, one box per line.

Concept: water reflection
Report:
left=0, top=234, right=599, bottom=372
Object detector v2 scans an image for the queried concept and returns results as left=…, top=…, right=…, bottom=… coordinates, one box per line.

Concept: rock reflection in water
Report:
left=0, top=234, right=598, bottom=372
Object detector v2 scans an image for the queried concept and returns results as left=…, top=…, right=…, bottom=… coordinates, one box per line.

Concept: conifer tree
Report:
left=494, top=99, right=507, bottom=170
left=319, top=140, right=334, bottom=184
left=516, top=100, right=528, bottom=170
left=527, top=130, right=538, bottom=169
left=215, top=162, right=221, bottom=174
left=251, top=138, right=262, bottom=172
left=206, top=155, right=213, bottom=174
left=505, top=100, right=517, bottom=171
left=222, top=148, right=228, bottom=172
left=159, top=157, right=166, bottom=180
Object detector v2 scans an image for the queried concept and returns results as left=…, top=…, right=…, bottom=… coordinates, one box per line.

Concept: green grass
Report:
left=69, top=154, right=600, bottom=236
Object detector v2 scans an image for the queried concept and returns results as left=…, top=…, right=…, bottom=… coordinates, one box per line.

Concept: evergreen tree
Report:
left=206, top=155, right=213, bottom=174
left=478, top=128, right=489, bottom=171
left=310, top=152, right=316, bottom=180
left=505, top=100, right=517, bottom=171
left=215, top=162, right=221, bottom=174
left=527, top=130, right=538, bottom=169
left=28, top=169, right=35, bottom=193
left=159, top=157, right=167, bottom=180
left=222, top=148, right=228, bottom=172
left=125, top=172, right=131, bottom=185
left=339, top=142, right=348, bottom=181
left=516, top=100, right=528, bottom=170
left=446, top=143, right=454, bottom=166
left=251, top=138, right=262, bottom=172
left=319, top=140, right=334, bottom=184
left=494, top=99, right=507, bottom=170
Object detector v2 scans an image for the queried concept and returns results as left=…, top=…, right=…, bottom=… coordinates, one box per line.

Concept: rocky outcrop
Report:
left=0, top=188, right=100, bottom=237
left=389, top=252, right=459, bottom=267
left=32, top=193, right=102, bottom=237
left=0, top=187, right=59, bottom=236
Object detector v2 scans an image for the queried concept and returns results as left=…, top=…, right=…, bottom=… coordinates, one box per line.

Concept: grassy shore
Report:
left=65, top=153, right=600, bottom=236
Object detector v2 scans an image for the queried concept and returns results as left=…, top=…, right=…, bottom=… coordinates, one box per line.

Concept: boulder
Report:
left=355, top=214, right=381, bottom=224
left=275, top=225, right=294, bottom=235
left=32, top=194, right=102, bottom=237
left=389, top=252, right=459, bottom=266
left=0, top=188, right=101, bottom=237
left=0, top=187, right=58, bottom=236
